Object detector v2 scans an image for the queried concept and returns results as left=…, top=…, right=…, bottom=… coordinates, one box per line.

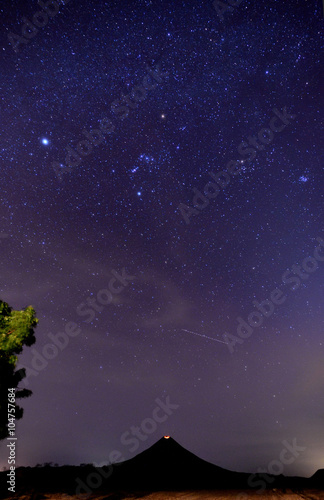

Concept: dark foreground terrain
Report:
left=1, top=439, right=323, bottom=499
left=7, top=489, right=324, bottom=499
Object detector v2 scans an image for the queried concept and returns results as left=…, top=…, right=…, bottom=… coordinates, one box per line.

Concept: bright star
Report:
left=137, top=191, right=142, bottom=196
left=299, top=176, right=308, bottom=183
left=41, top=138, right=49, bottom=145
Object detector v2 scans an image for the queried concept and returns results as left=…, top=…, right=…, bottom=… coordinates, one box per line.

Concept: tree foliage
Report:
left=0, top=300, right=38, bottom=439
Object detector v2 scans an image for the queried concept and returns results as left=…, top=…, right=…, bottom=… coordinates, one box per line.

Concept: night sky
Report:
left=0, top=0, right=324, bottom=478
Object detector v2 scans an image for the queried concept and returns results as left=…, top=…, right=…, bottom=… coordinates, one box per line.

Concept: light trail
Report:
left=181, top=329, right=228, bottom=345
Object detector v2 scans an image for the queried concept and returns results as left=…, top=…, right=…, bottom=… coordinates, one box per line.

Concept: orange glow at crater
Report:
left=164, top=435, right=170, bottom=439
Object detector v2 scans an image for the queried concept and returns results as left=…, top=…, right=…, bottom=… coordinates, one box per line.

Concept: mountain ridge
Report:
left=0, top=436, right=322, bottom=497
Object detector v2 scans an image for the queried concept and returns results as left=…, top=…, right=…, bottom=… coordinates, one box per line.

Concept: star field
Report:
left=0, top=0, right=323, bottom=477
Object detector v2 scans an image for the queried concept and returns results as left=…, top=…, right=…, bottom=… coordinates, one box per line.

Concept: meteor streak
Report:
left=181, top=329, right=228, bottom=345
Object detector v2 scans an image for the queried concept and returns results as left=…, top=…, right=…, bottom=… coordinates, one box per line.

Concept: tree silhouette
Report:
left=0, top=300, right=38, bottom=440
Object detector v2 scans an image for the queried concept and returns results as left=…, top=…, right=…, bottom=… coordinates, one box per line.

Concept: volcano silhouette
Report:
left=108, top=436, right=250, bottom=491
left=0, top=437, right=322, bottom=497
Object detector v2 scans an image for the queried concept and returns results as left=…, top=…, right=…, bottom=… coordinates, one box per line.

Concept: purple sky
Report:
left=0, top=0, right=323, bottom=478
